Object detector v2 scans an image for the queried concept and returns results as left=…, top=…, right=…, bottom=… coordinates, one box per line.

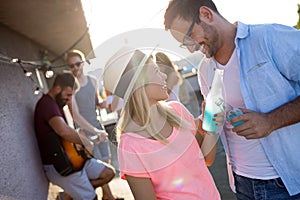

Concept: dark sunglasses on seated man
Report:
left=68, top=61, right=83, bottom=68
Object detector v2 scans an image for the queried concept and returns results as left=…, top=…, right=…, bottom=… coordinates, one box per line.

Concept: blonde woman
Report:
left=103, top=47, right=220, bottom=200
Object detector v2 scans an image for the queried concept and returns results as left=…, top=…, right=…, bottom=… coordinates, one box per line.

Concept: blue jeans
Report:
left=233, top=172, right=300, bottom=200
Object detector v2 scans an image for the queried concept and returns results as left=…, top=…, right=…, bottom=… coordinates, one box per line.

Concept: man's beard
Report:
left=55, top=92, right=67, bottom=108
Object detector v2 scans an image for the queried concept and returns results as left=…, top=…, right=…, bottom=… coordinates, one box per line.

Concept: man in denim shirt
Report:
left=164, top=0, right=300, bottom=199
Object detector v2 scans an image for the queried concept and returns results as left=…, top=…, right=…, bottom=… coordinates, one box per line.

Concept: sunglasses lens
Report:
left=68, top=61, right=82, bottom=68
left=75, top=62, right=82, bottom=67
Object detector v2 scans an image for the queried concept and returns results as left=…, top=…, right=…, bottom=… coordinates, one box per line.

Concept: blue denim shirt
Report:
left=198, top=22, right=300, bottom=195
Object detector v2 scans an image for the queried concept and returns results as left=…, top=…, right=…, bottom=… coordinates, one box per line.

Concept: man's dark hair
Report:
left=164, top=0, right=220, bottom=30
left=52, top=72, right=79, bottom=92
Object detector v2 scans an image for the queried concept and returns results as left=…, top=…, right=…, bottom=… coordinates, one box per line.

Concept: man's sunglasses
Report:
left=68, top=61, right=83, bottom=68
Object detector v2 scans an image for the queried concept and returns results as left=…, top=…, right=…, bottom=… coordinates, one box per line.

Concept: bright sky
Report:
left=81, top=0, right=299, bottom=72
left=84, top=0, right=299, bottom=44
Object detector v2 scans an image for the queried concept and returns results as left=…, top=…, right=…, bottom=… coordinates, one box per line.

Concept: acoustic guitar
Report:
left=47, top=130, right=93, bottom=176
left=61, top=139, right=90, bottom=170
left=62, top=129, right=94, bottom=169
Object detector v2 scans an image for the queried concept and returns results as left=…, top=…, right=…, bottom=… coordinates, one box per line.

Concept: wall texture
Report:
left=0, top=23, right=53, bottom=200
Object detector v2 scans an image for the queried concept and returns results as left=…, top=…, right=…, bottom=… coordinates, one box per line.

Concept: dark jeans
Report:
left=233, top=172, right=300, bottom=200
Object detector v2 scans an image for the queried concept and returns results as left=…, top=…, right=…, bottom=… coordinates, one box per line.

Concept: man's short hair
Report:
left=164, top=0, right=219, bottom=30
left=52, top=72, right=79, bottom=92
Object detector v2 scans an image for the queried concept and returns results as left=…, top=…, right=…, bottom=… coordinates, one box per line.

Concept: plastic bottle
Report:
left=226, top=106, right=244, bottom=127
left=202, top=69, right=224, bottom=133
left=215, top=98, right=244, bottom=127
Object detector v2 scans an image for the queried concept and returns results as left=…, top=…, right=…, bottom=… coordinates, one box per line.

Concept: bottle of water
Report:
left=202, top=69, right=224, bottom=134
left=215, top=98, right=244, bottom=127
left=226, top=106, right=244, bottom=127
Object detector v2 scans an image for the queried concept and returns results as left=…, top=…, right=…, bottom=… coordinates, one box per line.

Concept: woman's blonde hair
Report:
left=116, top=62, right=191, bottom=144
left=65, top=49, right=86, bottom=62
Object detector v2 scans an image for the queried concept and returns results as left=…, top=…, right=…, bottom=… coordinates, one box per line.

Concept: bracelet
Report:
left=198, top=114, right=203, bottom=121
left=75, top=128, right=83, bottom=135
left=90, top=135, right=99, bottom=142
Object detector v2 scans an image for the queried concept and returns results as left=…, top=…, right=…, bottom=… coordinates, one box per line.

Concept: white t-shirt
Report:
left=216, top=49, right=278, bottom=180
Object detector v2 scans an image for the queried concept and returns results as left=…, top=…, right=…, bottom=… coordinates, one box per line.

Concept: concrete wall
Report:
left=0, top=23, right=55, bottom=200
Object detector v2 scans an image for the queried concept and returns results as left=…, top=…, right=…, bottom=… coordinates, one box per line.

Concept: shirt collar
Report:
left=235, top=21, right=249, bottom=43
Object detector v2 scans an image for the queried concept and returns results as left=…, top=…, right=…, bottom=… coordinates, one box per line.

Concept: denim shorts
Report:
left=93, top=140, right=110, bottom=161
left=85, top=128, right=111, bottom=161
left=43, top=158, right=106, bottom=200
left=233, top=172, right=300, bottom=200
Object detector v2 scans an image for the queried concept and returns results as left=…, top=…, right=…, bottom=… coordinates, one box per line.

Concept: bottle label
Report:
left=202, top=110, right=218, bottom=132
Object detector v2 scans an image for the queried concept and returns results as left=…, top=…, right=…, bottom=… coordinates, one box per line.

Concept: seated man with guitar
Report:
left=34, top=72, right=115, bottom=200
